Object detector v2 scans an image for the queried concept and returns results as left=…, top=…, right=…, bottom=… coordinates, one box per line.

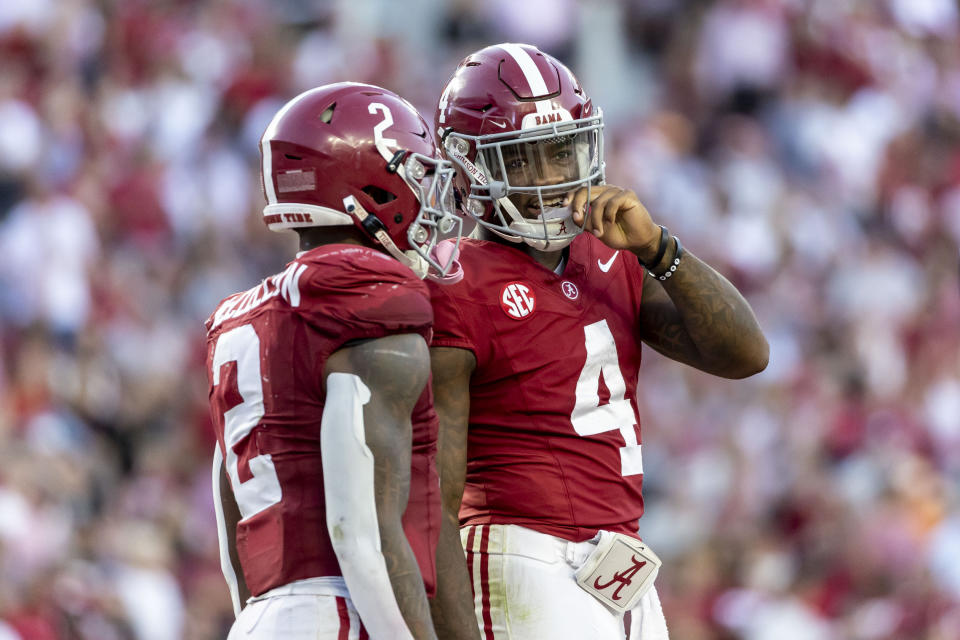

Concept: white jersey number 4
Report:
left=211, top=324, right=282, bottom=519
left=571, top=319, right=643, bottom=476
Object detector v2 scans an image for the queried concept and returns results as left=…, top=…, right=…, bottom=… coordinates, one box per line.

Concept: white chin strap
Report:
left=494, top=197, right=578, bottom=252
left=342, top=196, right=430, bottom=279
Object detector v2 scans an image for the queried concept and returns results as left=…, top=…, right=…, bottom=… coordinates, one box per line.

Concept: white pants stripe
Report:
left=461, top=524, right=669, bottom=640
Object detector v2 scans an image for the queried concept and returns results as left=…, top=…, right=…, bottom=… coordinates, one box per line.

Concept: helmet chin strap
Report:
left=342, top=196, right=430, bottom=279
left=488, top=196, right=524, bottom=244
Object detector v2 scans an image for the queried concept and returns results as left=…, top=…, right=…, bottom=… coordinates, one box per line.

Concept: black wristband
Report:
left=639, top=225, right=670, bottom=271
left=655, top=235, right=684, bottom=281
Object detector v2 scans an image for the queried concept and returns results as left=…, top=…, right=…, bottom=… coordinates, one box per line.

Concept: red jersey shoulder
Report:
left=207, top=244, right=432, bottom=340
left=297, top=244, right=433, bottom=334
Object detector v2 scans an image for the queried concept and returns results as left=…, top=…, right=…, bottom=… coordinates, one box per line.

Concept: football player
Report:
left=427, top=44, right=769, bottom=639
left=207, top=82, right=462, bottom=640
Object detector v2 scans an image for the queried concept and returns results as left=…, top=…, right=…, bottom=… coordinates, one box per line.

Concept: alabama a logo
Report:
left=500, top=281, right=536, bottom=319
left=593, top=555, right=648, bottom=601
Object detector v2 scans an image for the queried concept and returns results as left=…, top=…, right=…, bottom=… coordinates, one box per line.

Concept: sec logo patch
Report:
left=500, top=281, right=536, bottom=319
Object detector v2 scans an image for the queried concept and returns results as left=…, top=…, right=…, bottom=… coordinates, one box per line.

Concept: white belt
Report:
left=247, top=576, right=349, bottom=604
left=462, top=524, right=602, bottom=568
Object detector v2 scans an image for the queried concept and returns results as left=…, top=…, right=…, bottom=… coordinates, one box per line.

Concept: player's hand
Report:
left=570, top=185, right=661, bottom=262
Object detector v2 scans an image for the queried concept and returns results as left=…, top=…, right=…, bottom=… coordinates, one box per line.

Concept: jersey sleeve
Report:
left=427, top=280, right=479, bottom=357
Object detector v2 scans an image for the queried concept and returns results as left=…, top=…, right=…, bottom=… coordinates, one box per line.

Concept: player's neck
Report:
left=522, top=245, right=565, bottom=272
left=297, top=226, right=370, bottom=252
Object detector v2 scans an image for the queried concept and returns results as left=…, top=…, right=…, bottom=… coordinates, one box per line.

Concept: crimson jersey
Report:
left=206, top=245, right=440, bottom=598
left=428, top=234, right=647, bottom=542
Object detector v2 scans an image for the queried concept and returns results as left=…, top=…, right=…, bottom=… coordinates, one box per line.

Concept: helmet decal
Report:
left=499, top=43, right=552, bottom=98
left=261, top=87, right=318, bottom=207
left=369, top=102, right=399, bottom=161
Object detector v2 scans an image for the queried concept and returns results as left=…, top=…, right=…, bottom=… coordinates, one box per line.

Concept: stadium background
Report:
left=1, top=0, right=959, bottom=638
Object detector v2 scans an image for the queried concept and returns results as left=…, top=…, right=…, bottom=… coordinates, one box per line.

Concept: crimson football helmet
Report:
left=260, top=82, right=461, bottom=278
left=435, top=43, right=604, bottom=251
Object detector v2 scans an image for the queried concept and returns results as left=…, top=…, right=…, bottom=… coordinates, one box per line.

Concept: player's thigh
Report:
left=227, top=594, right=364, bottom=639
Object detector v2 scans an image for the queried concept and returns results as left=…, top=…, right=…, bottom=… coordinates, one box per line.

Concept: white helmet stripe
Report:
left=499, top=43, right=552, bottom=115
left=260, top=88, right=320, bottom=205
left=261, top=140, right=276, bottom=205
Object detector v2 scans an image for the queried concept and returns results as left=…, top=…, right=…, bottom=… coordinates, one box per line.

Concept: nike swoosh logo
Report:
left=488, top=120, right=507, bottom=129
left=598, top=253, right=619, bottom=272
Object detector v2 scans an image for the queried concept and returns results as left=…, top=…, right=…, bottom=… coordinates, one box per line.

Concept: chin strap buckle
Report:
left=343, top=195, right=388, bottom=245
left=386, top=150, right=407, bottom=174
left=360, top=213, right=388, bottom=238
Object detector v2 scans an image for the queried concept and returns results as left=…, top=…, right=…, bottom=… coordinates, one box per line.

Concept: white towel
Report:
left=629, top=585, right=670, bottom=640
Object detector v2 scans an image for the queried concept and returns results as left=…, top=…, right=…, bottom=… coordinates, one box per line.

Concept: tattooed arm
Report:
left=637, top=248, right=769, bottom=378
left=324, top=333, right=438, bottom=640
left=428, top=347, right=482, bottom=640
left=571, top=184, right=769, bottom=378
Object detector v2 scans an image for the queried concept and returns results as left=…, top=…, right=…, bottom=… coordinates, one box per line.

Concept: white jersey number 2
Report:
left=368, top=102, right=397, bottom=149
left=211, top=324, right=282, bottom=519
left=571, top=319, right=643, bottom=476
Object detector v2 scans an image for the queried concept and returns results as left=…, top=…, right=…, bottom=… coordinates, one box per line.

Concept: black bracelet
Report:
left=655, top=235, right=684, bottom=281
left=639, top=225, right=670, bottom=271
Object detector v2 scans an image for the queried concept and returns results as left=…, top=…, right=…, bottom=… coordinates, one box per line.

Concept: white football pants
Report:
left=461, top=524, right=669, bottom=640
left=227, top=578, right=369, bottom=639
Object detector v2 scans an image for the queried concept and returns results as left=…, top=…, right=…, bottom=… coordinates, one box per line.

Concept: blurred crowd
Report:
left=0, top=0, right=958, bottom=638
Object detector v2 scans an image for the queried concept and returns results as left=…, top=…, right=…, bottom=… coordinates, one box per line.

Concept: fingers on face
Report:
left=571, top=184, right=615, bottom=219
left=588, top=189, right=621, bottom=236
left=571, top=186, right=638, bottom=237
left=593, top=188, right=641, bottom=237
left=570, top=186, right=594, bottom=224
